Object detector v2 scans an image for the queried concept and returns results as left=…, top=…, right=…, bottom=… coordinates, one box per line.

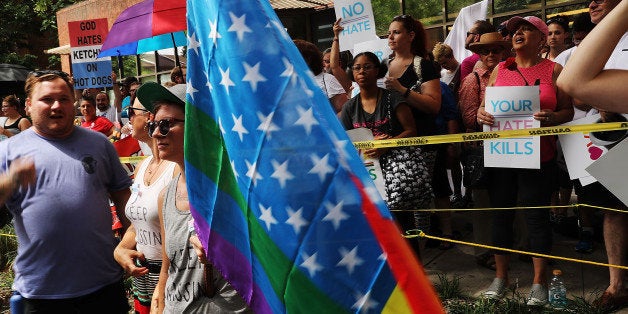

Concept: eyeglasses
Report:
left=590, top=0, right=605, bottom=4
left=125, top=106, right=151, bottom=119
left=546, top=17, right=567, bottom=25
left=29, top=70, right=70, bottom=79
left=148, top=118, right=185, bottom=137
left=393, top=14, right=411, bottom=20
left=478, top=47, right=505, bottom=55
left=351, top=64, right=376, bottom=72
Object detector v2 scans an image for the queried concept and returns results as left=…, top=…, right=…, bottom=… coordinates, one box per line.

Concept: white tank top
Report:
left=125, top=155, right=177, bottom=260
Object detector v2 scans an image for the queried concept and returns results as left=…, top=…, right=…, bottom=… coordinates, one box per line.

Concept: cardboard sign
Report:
left=68, top=18, right=113, bottom=89
left=586, top=137, right=628, bottom=207
left=558, top=114, right=607, bottom=185
left=346, top=128, right=387, bottom=200
left=334, top=0, right=379, bottom=52
left=484, top=86, right=540, bottom=169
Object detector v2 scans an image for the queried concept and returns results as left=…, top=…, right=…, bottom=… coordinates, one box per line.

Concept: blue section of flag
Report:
left=186, top=0, right=398, bottom=312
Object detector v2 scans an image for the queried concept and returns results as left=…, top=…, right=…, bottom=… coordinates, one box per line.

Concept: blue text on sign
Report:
left=490, top=99, right=533, bottom=113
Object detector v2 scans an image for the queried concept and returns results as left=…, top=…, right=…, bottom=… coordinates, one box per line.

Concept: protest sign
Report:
left=334, top=0, right=379, bottom=52
left=586, top=137, right=628, bottom=207
left=353, top=38, right=392, bottom=62
left=484, top=86, right=540, bottom=169
left=68, top=18, right=113, bottom=89
left=347, top=128, right=387, bottom=200
left=558, top=114, right=607, bottom=185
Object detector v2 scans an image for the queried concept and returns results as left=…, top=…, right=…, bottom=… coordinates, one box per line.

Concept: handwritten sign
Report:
left=334, top=0, right=379, bottom=52
left=346, top=128, right=387, bottom=200
left=68, top=18, right=113, bottom=89
left=484, top=86, right=540, bottom=169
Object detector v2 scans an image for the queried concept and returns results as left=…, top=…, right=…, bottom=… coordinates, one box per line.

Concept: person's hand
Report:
left=333, top=18, right=344, bottom=37
left=150, top=287, right=163, bottom=314
left=8, top=157, right=36, bottom=190
left=384, top=76, right=404, bottom=94
left=190, top=234, right=208, bottom=264
left=364, top=134, right=390, bottom=158
left=476, top=107, right=495, bottom=126
left=533, top=109, right=554, bottom=125
left=111, top=71, right=117, bottom=84
left=113, top=246, right=148, bottom=277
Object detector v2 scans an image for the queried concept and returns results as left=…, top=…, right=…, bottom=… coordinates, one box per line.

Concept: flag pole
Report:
left=171, top=33, right=181, bottom=68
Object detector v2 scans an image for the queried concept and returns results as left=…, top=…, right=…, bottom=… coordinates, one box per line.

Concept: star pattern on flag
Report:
left=227, top=12, right=252, bottom=42
left=187, top=83, right=199, bottom=101
left=337, top=246, right=364, bottom=274
left=184, top=3, right=427, bottom=312
left=187, top=31, right=201, bottom=55
left=242, top=62, right=267, bottom=92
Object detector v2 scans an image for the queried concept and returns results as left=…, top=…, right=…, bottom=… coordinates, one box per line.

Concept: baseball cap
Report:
left=506, top=16, right=549, bottom=37
left=136, top=82, right=186, bottom=113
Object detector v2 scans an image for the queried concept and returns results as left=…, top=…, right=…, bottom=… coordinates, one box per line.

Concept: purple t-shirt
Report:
left=1, top=127, right=131, bottom=298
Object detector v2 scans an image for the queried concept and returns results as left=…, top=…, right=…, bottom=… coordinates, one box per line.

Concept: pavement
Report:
left=421, top=210, right=628, bottom=313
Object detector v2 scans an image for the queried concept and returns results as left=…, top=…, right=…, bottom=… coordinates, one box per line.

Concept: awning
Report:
left=271, top=0, right=333, bottom=10
left=45, top=44, right=70, bottom=55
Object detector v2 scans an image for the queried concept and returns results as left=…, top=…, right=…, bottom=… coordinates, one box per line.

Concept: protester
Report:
left=0, top=95, right=31, bottom=140
left=113, top=97, right=178, bottom=313
left=557, top=0, right=628, bottom=309
left=0, top=70, right=131, bottom=312
left=433, top=42, right=461, bottom=95
left=458, top=32, right=510, bottom=269
left=294, top=39, right=348, bottom=113
left=477, top=16, right=573, bottom=306
left=460, top=20, right=496, bottom=81
left=326, top=18, right=353, bottom=93
left=170, top=66, right=186, bottom=85
left=95, top=91, right=120, bottom=124
left=136, top=82, right=250, bottom=313
left=544, top=15, right=570, bottom=61
left=80, top=95, right=114, bottom=137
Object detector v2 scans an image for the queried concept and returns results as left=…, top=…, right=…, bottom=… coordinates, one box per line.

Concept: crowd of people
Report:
left=0, top=0, right=626, bottom=312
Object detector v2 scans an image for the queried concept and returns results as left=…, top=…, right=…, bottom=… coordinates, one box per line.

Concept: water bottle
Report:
left=549, top=269, right=568, bottom=309
left=10, top=292, right=23, bottom=314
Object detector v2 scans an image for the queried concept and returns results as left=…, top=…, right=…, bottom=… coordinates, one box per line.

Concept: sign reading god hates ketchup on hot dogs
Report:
left=68, top=18, right=113, bottom=89
left=483, top=86, right=541, bottom=169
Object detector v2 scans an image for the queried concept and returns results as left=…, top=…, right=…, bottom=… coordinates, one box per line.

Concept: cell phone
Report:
left=134, top=258, right=148, bottom=268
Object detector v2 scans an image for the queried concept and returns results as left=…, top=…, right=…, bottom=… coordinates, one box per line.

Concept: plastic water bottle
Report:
left=10, top=292, right=23, bottom=314
left=549, top=269, right=567, bottom=309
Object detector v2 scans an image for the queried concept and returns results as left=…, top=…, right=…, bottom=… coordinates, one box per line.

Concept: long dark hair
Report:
left=391, top=15, right=429, bottom=59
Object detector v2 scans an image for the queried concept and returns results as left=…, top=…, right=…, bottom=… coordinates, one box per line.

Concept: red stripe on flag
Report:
left=350, top=176, right=443, bottom=313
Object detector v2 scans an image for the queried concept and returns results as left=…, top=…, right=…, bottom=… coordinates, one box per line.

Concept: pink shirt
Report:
left=459, top=66, right=491, bottom=132
left=494, top=58, right=557, bottom=162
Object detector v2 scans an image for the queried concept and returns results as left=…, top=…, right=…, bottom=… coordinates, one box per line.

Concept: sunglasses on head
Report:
left=125, top=106, right=151, bottom=118
left=148, top=118, right=185, bottom=138
left=30, top=70, right=70, bottom=79
left=478, top=47, right=505, bottom=55
left=590, top=0, right=605, bottom=4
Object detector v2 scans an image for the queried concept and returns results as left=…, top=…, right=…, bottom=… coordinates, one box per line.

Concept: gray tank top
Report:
left=163, top=174, right=251, bottom=313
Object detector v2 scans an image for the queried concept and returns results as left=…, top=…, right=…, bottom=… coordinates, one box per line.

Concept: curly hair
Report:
left=294, top=39, right=324, bottom=75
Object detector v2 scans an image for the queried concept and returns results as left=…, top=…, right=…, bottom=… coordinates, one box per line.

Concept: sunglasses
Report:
left=126, top=106, right=151, bottom=118
left=478, top=47, right=505, bottom=55
left=148, top=118, right=185, bottom=138
left=546, top=17, right=567, bottom=25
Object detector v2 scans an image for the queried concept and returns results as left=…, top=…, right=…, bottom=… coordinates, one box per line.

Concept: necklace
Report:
left=145, top=159, right=164, bottom=185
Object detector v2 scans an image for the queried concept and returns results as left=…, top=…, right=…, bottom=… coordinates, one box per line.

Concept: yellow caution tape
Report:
left=408, top=230, right=628, bottom=270
left=0, top=233, right=16, bottom=238
left=353, top=122, right=628, bottom=149
left=119, top=156, right=148, bottom=164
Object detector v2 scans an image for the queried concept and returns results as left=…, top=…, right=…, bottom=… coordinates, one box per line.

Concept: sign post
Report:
left=68, top=18, right=113, bottom=89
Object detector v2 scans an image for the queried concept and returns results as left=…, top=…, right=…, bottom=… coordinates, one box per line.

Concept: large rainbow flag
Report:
left=184, top=0, right=443, bottom=312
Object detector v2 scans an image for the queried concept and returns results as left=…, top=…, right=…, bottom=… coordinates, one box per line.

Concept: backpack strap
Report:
left=411, top=55, right=423, bottom=91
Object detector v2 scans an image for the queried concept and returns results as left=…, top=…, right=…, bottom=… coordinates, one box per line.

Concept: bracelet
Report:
left=403, top=88, right=411, bottom=98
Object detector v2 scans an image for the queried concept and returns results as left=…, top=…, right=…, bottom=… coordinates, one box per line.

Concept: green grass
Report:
left=434, top=273, right=619, bottom=314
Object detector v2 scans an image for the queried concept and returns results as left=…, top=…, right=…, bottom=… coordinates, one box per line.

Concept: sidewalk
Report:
left=422, top=211, right=628, bottom=313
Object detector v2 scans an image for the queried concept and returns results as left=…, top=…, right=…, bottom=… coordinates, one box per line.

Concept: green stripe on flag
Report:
left=185, top=105, right=347, bottom=313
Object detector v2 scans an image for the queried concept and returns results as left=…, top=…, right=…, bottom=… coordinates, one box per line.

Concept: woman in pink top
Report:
left=476, top=16, right=573, bottom=306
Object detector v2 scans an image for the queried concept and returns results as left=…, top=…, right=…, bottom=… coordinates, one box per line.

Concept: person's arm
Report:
left=476, top=66, right=500, bottom=126
left=330, top=19, right=352, bottom=93
left=535, top=63, right=574, bottom=125
left=557, top=0, right=628, bottom=112
left=0, top=158, right=35, bottom=206
left=152, top=189, right=168, bottom=314
left=110, top=187, right=131, bottom=232
left=458, top=75, right=481, bottom=131
left=17, top=118, right=32, bottom=132
left=111, top=72, right=123, bottom=113
left=385, top=77, right=442, bottom=115
left=330, top=93, right=349, bottom=113
left=393, top=103, right=417, bottom=139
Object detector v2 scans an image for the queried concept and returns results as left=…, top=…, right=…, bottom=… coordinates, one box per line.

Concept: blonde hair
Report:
left=432, top=42, right=454, bottom=60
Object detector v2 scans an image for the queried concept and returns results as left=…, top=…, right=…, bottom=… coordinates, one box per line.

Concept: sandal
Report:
left=476, top=252, right=496, bottom=270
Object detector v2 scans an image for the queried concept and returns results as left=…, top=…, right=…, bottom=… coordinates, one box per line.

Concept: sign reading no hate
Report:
left=68, top=18, right=113, bottom=89
left=334, top=0, right=379, bottom=52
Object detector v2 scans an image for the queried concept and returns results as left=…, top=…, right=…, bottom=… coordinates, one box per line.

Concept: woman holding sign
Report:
left=476, top=16, right=573, bottom=306
left=340, top=51, right=432, bottom=259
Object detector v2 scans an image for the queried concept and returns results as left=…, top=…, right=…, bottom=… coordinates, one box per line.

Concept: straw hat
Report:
left=468, top=32, right=512, bottom=54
